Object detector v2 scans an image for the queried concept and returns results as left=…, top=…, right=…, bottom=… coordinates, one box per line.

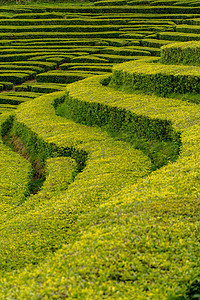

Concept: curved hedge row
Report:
left=160, top=40, right=200, bottom=65
left=0, top=2, right=199, bottom=298
left=0, top=69, right=198, bottom=298
left=0, top=89, right=151, bottom=274
left=0, top=114, right=32, bottom=209
left=109, top=56, right=200, bottom=96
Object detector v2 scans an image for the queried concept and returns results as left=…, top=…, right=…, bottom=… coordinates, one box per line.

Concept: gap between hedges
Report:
left=55, top=87, right=181, bottom=171
left=1, top=114, right=88, bottom=198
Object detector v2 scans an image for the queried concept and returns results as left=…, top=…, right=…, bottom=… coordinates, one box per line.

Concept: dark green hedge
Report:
left=0, top=81, right=13, bottom=90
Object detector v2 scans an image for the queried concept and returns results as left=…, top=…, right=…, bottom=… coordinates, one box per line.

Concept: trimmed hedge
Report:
left=0, top=64, right=43, bottom=73
left=60, top=63, right=113, bottom=71
left=141, top=38, right=176, bottom=48
left=12, top=12, right=66, bottom=19
left=70, top=55, right=109, bottom=63
left=0, top=31, right=122, bottom=40
left=160, top=41, right=200, bottom=66
left=95, top=13, right=200, bottom=19
left=0, top=81, right=13, bottom=90
left=0, top=18, right=128, bottom=26
left=0, top=73, right=30, bottom=84
left=28, top=55, right=74, bottom=64
left=0, top=114, right=32, bottom=207
left=0, top=52, right=59, bottom=62
left=157, top=31, right=200, bottom=41
left=176, top=24, right=200, bottom=34
left=9, top=38, right=99, bottom=47
left=42, top=156, right=77, bottom=194
left=0, top=45, right=101, bottom=54
left=95, top=53, right=152, bottom=63
left=106, top=38, right=140, bottom=46
left=66, top=65, right=113, bottom=73
left=128, top=19, right=176, bottom=25
left=0, top=70, right=36, bottom=80
left=15, top=83, right=67, bottom=93
left=1, top=74, right=198, bottom=298
left=36, top=71, right=91, bottom=84
left=0, top=2, right=199, bottom=298
left=0, top=24, right=134, bottom=33
left=98, top=46, right=151, bottom=56
left=18, top=5, right=200, bottom=14
left=119, top=32, right=144, bottom=39
left=7, top=61, right=56, bottom=71
left=94, top=0, right=127, bottom=6
left=1, top=91, right=42, bottom=99
left=0, top=95, right=29, bottom=105
left=0, top=106, right=16, bottom=114
left=109, top=57, right=200, bottom=96
left=184, top=18, right=200, bottom=25
left=0, top=90, right=151, bottom=273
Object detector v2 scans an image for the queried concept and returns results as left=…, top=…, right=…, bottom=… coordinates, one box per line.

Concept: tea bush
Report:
left=109, top=56, right=200, bottom=96
left=0, top=69, right=199, bottom=298
left=160, top=40, right=200, bottom=65
left=0, top=2, right=199, bottom=298
left=0, top=90, right=151, bottom=272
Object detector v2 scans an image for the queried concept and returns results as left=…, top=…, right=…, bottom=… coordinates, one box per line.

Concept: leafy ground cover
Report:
left=0, top=0, right=199, bottom=299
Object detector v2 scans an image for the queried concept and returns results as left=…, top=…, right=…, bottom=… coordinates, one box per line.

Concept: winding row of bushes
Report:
left=0, top=63, right=199, bottom=297
left=0, top=2, right=199, bottom=298
left=109, top=56, right=200, bottom=96
left=160, top=40, right=200, bottom=65
left=0, top=90, right=151, bottom=274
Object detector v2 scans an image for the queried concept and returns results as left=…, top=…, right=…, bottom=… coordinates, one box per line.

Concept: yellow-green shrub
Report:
left=160, top=40, right=200, bottom=66
left=0, top=71, right=199, bottom=298
left=0, top=114, right=32, bottom=209
left=109, top=57, right=200, bottom=96
left=0, top=89, right=151, bottom=271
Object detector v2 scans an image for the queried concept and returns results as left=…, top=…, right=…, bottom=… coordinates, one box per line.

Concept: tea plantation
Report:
left=0, top=0, right=199, bottom=299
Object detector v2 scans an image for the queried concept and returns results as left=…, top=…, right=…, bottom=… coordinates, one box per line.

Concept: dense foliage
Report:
left=0, top=1, right=199, bottom=298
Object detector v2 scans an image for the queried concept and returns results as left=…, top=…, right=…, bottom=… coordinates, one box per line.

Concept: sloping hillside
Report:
left=0, top=1, right=199, bottom=299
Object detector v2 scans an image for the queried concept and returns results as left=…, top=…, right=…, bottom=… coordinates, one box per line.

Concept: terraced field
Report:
left=0, top=0, right=199, bottom=299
